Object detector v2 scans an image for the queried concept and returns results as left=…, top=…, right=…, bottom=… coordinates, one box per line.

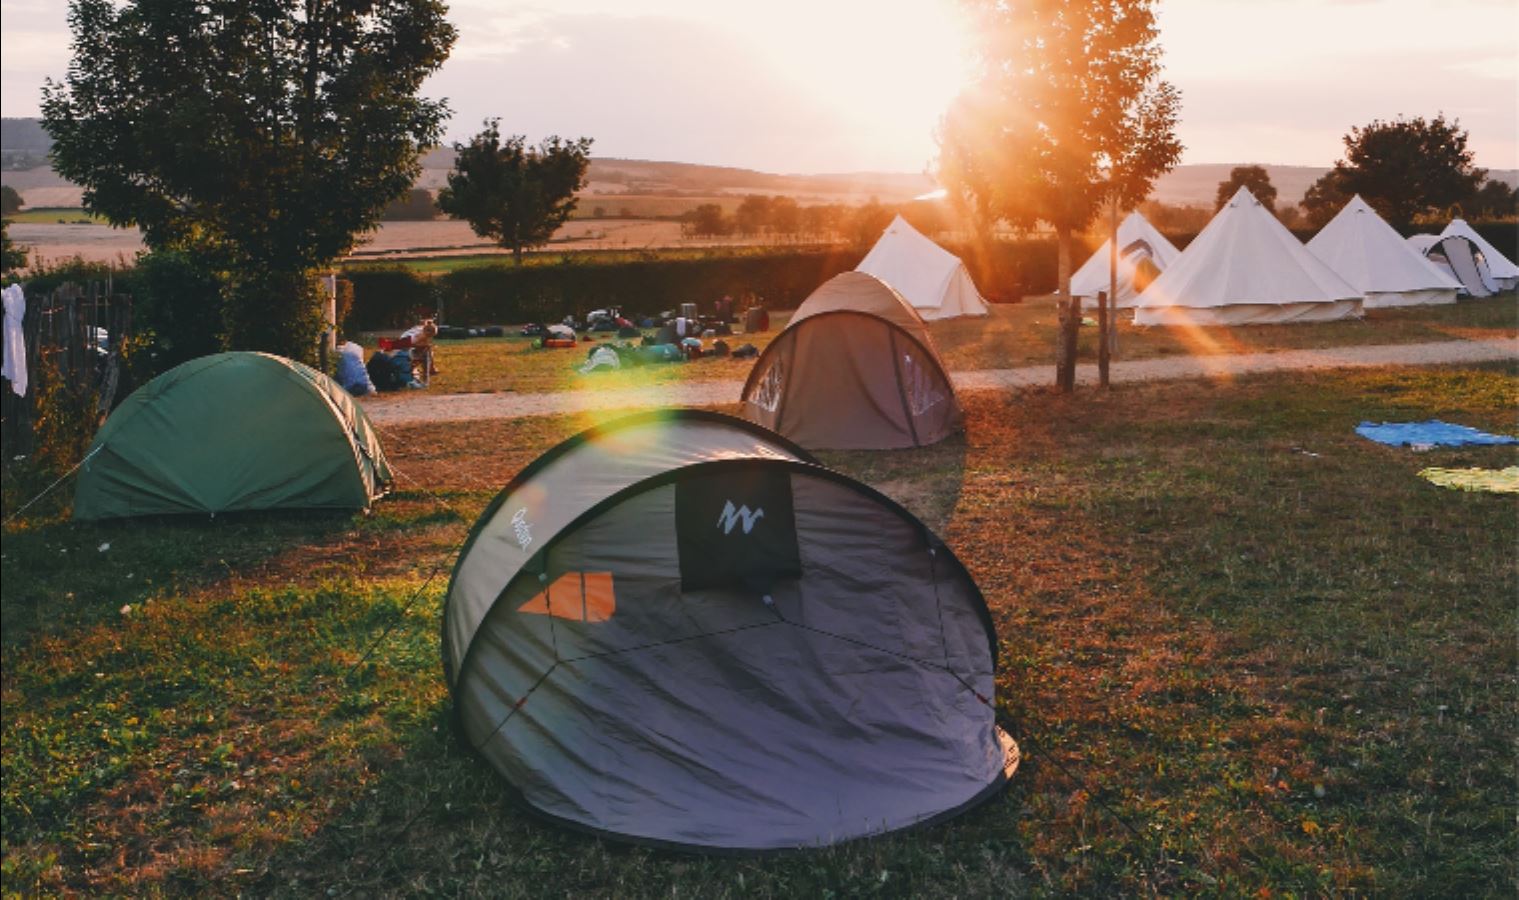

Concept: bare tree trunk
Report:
left=1096, top=289, right=1109, bottom=387
left=1054, top=225, right=1078, bottom=392
left=1099, top=197, right=1117, bottom=388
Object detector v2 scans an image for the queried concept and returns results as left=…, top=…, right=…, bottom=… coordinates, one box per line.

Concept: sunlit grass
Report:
left=2, top=363, right=1515, bottom=895
left=359, top=297, right=1516, bottom=399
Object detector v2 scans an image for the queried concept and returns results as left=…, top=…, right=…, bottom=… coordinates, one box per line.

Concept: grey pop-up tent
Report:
left=74, top=352, right=390, bottom=519
left=740, top=272, right=962, bottom=450
left=1406, top=233, right=1498, bottom=298
left=442, top=410, right=1017, bottom=851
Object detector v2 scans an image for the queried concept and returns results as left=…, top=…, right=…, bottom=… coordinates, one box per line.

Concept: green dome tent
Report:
left=74, top=352, right=391, bottom=520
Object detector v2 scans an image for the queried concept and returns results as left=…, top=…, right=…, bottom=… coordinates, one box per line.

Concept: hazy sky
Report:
left=3, top=0, right=1516, bottom=173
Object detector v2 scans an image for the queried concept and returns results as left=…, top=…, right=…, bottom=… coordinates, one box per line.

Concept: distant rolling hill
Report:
left=7, top=117, right=1516, bottom=212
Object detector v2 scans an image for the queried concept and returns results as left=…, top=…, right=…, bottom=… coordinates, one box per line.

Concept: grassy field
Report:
left=363, top=297, right=1517, bottom=397
left=2, top=363, right=1515, bottom=896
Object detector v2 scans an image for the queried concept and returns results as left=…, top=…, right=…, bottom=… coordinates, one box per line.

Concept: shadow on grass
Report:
left=817, top=432, right=970, bottom=536
left=0, top=499, right=471, bottom=652
left=256, top=693, right=1033, bottom=899
left=0, top=511, right=358, bottom=649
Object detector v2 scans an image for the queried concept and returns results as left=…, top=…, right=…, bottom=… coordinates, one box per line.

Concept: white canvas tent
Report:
left=1071, top=211, right=1182, bottom=308
left=856, top=216, right=989, bottom=319
left=1134, top=187, right=1362, bottom=326
left=1406, top=234, right=1496, bottom=298
left=1441, top=218, right=1518, bottom=291
left=1306, top=196, right=1460, bottom=308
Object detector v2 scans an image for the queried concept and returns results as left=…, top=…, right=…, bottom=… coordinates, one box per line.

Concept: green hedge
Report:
left=337, top=221, right=1519, bottom=330
left=344, top=238, right=1064, bottom=329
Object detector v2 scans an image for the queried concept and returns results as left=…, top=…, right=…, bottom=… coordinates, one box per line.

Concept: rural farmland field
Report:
left=7, top=216, right=835, bottom=266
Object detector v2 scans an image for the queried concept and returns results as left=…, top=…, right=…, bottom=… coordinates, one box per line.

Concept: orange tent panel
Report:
left=518, top=572, right=616, bottom=622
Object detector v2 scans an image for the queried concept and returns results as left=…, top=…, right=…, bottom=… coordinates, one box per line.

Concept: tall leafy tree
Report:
left=1215, top=165, right=1277, bottom=213
left=936, top=89, right=1003, bottom=247
left=437, top=121, right=593, bottom=265
left=1465, top=179, right=1518, bottom=221
left=681, top=203, right=731, bottom=237
left=1306, top=115, right=1484, bottom=229
left=768, top=196, right=802, bottom=237
left=42, top=0, right=456, bottom=361
left=941, top=0, right=1182, bottom=391
left=734, top=195, right=774, bottom=237
left=849, top=198, right=893, bottom=248
left=1301, top=173, right=1351, bottom=230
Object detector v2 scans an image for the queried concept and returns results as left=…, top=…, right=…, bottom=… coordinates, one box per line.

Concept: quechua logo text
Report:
left=716, top=501, right=764, bottom=535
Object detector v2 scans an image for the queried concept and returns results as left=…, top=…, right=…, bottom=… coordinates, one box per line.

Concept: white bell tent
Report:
left=1441, top=219, right=1518, bottom=291
left=1070, top=211, right=1181, bottom=308
left=1306, top=196, right=1460, bottom=308
left=1133, top=187, right=1362, bottom=326
left=855, top=216, right=990, bottom=320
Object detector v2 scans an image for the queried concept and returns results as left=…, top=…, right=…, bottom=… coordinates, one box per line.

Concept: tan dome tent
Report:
left=740, top=272, right=962, bottom=450
left=74, top=352, right=390, bottom=519
left=443, top=410, right=1017, bottom=851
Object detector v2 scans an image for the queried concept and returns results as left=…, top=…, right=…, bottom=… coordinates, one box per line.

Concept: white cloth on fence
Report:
left=1, top=284, right=25, bottom=397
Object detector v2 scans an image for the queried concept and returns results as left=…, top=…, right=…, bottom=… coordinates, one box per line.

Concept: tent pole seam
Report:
left=472, top=661, right=560, bottom=752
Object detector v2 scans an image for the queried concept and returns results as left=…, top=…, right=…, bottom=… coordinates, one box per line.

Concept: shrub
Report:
left=341, top=239, right=1081, bottom=328
left=222, top=270, right=327, bottom=364
left=123, top=249, right=226, bottom=370
left=341, top=267, right=440, bottom=330
left=380, top=188, right=439, bottom=221
left=14, top=256, right=120, bottom=293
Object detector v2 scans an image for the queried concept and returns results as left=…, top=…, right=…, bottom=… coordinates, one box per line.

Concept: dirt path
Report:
left=360, top=337, right=1518, bottom=426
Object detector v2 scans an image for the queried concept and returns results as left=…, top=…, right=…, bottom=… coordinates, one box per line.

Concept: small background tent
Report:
left=1441, top=218, right=1519, bottom=291
left=1407, top=234, right=1496, bottom=298
left=1307, top=195, right=1460, bottom=308
left=855, top=215, right=989, bottom=319
left=1134, top=187, right=1362, bottom=326
left=74, top=352, right=390, bottom=519
left=443, top=410, right=1018, bottom=851
left=741, top=272, right=962, bottom=449
left=1071, top=211, right=1182, bottom=308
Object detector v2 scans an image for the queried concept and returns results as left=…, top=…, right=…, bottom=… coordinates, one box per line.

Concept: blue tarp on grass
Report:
left=1355, top=420, right=1518, bottom=448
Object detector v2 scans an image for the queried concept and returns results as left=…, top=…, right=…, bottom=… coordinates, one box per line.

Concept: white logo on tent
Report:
left=511, top=507, right=534, bottom=549
left=717, top=501, right=764, bottom=535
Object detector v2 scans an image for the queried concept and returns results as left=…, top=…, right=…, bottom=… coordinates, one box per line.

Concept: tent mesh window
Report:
left=750, top=357, right=785, bottom=413
left=901, top=345, right=948, bottom=417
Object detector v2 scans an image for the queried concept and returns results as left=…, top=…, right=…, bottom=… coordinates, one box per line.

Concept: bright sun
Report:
left=617, top=0, right=974, bottom=171
left=746, top=0, right=975, bottom=167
